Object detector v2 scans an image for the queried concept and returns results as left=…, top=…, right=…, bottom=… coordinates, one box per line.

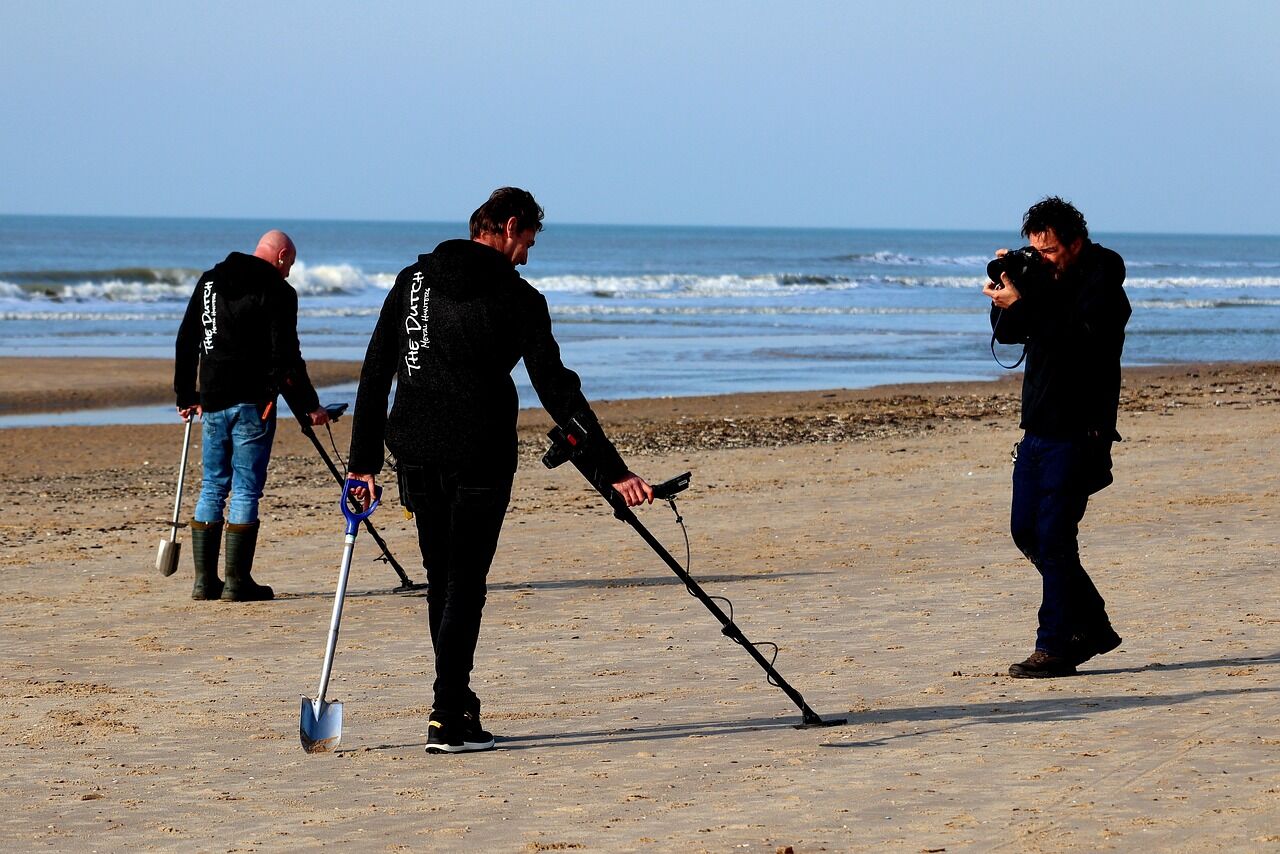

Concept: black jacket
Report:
left=174, top=252, right=320, bottom=415
left=347, top=239, right=627, bottom=479
left=990, top=241, right=1130, bottom=439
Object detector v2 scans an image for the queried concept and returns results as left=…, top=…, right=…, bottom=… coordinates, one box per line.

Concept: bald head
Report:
left=253, top=230, right=297, bottom=278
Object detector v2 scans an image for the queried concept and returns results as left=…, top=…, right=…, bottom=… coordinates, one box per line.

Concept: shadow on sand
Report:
left=338, top=652, right=1277, bottom=753
left=281, top=569, right=826, bottom=600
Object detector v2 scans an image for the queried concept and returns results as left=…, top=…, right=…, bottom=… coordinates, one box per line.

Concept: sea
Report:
left=2, top=214, right=1278, bottom=427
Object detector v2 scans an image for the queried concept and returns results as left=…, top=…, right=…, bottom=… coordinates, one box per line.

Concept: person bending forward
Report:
left=346, top=188, right=652, bottom=753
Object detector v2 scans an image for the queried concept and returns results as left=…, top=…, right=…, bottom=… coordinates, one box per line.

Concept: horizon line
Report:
left=0, top=210, right=1277, bottom=240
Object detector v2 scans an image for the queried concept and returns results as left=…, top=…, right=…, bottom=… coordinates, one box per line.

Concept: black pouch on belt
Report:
left=396, top=464, right=418, bottom=516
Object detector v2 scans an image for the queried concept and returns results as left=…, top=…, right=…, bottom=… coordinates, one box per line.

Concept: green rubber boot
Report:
left=190, top=519, right=224, bottom=601
left=221, top=521, right=273, bottom=602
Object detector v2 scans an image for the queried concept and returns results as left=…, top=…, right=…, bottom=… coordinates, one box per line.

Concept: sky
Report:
left=1, top=2, right=1277, bottom=234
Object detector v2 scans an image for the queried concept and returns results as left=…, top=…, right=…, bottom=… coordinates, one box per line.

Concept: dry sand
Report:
left=0, top=358, right=1277, bottom=851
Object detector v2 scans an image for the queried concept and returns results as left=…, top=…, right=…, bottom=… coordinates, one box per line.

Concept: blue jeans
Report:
left=194, top=403, right=276, bottom=525
left=1010, top=433, right=1110, bottom=655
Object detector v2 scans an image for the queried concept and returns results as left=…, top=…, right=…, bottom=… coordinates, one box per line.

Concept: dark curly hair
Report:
left=469, top=187, right=545, bottom=239
left=1021, top=196, right=1089, bottom=246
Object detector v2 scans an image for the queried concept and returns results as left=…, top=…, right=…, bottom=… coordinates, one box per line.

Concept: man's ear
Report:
left=504, top=216, right=520, bottom=238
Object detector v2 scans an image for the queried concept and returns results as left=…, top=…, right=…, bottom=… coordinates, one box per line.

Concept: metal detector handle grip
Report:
left=341, top=479, right=381, bottom=536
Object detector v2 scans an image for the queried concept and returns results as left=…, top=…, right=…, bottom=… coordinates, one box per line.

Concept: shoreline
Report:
left=0, top=356, right=367, bottom=416
left=1, top=354, right=1277, bottom=422
left=2, top=360, right=1275, bottom=480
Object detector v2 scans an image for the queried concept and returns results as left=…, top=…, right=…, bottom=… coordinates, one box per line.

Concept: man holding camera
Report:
left=983, top=197, right=1131, bottom=678
left=346, top=188, right=652, bottom=753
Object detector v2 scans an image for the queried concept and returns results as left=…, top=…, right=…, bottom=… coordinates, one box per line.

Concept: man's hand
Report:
left=346, top=472, right=376, bottom=510
left=177, top=404, right=201, bottom=421
left=309, top=407, right=331, bottom=426
left=983, top=273, right=1022, bottom=309
left=611, top=472, right=654, bottom=507
left=983, top=249, right=1021, bottom=309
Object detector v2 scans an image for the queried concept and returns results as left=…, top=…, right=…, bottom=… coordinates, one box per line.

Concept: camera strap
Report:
left=990, top=310, right=1027, bottom=370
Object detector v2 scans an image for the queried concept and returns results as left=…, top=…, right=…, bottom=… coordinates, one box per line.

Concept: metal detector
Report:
left=543, top=417, right=846, bottom=729
left=294, top=403, right=427, bottom=593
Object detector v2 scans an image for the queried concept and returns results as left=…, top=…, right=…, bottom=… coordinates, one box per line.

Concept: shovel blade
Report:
left=299, top=696, right=343, bottom=753
left=156, top=538, right=181, bottom=577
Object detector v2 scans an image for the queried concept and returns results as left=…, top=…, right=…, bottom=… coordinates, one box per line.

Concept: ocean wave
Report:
left=0, top=266, right=199, bottom=288
left=0, top=309, right=185, bottom=321
left=527, top=272, right=855, bottom=297
left=1131, top=297, right=1280, bottom=309
left=826, top=251, right=991, bottom=267
left=878, top=275, right=986, bottom=288
left=1126, top=276, right=1280, bottom=288
left=0, top=262, right=395, bottom=303
left=1127, top=259, right=1280, bottom=270
left=547, top=304, right=967, bottom=318
left=289, top=262, right=396, bottom=295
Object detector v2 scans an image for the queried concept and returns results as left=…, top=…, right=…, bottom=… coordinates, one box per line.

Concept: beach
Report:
left=1, top=357, right=1277, bottom=851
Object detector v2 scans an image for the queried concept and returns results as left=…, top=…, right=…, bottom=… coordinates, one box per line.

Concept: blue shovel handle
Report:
left=341, top=478, right=381, bottom=535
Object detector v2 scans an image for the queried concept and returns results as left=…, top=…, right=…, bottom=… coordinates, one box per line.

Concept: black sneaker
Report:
left=1008, top=650, right=1077, bottom=679
left=1068, top=626, right=1123, bottom=668
left=462, top=711, right=495, bottom=750
left=425, top=713, right=495, bottom=754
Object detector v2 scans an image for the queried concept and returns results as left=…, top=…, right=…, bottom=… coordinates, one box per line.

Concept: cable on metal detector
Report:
left=664, top=495, right=783, bottom=688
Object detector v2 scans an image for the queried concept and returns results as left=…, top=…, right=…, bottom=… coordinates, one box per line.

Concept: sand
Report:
left=0, top=358, right=1277, bottom=851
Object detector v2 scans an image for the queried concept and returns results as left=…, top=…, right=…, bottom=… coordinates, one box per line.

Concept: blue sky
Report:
left=2, top=2, right=1277, bottom=233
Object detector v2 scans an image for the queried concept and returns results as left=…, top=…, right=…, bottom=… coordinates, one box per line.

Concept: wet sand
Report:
left=0, top=359, right=1277, bottom=850
left=0, top=356, right=364, bottom=415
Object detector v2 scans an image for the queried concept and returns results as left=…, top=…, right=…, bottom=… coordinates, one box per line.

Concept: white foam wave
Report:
left=527, top=272, right=857, bottom=297
left=833, top=251, right=991, bottom=267
left=58, top=278, right=197, bottom=302
left=879, top=275, right=987, bottom=289
left=1127, top=259, right=1280, bottom=269
left=0, top=263, right=397, bottom=303
left=1126, top=276, right=1280, bottom=288
left=288, top=262, right=396, bottom=295
left=0, top=309, right=185, bottom=321
left=1131, top=297, right=1280, bottom=309
left=547, top=304, right=966, bottom=318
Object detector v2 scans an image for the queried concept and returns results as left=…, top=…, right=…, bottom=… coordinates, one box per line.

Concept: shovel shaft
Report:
left=169, top=419, right=194, bottom=541
left=315, top=532, right=358, bottom=704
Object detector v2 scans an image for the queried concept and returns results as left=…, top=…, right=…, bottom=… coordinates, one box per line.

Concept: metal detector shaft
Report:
left=295, top=418, right=423, bottom=591
left=564, top=451, right=842, bottom=727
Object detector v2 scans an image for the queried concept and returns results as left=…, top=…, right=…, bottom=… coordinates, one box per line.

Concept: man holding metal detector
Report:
left=983, top=197, right=1130, bottom=678
left=346, top=188, right=652, bottom=754
left=175, top=230, right=331, bottom=602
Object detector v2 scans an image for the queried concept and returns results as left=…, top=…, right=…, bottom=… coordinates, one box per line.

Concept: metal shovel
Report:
left=300, top=479, right=381, bottom=753
left=156, top=417, right=194, bottom=576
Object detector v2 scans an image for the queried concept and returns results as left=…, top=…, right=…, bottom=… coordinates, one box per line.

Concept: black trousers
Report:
left=399, top=463, right=513, bottom=718
left=1010, top=433, right=1110, bottom=655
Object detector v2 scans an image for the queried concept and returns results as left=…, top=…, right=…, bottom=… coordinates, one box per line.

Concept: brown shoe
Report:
left=1009, top=650, right=1077, bottom=678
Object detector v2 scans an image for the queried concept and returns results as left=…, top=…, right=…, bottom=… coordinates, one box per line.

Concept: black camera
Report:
left=987, top=246, right=1050, bottom=293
